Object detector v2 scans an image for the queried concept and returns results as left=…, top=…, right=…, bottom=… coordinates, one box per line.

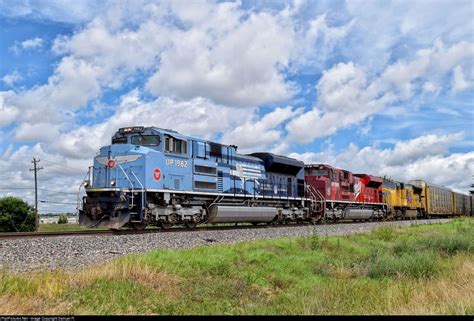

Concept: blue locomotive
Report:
left=79, top=126, right=319, bottom=229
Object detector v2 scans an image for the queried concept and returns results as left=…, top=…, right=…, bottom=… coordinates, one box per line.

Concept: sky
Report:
left=0, top=0, right=473, bottom=214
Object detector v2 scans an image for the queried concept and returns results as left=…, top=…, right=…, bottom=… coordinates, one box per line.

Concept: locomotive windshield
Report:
left=131, top=135, right=161, bottom=147
left=313, top=169, right=329, bottom=177
left=112, top=136, right=127, bottom=144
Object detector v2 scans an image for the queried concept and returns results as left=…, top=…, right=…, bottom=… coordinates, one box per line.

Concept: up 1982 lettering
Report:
left=165, top=158, right=188, bottom=168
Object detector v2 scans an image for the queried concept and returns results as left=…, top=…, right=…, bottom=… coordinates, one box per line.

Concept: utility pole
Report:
left=30, top=158, right=43, bottom=231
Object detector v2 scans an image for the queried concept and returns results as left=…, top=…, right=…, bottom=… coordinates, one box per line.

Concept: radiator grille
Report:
left=195, top=181, right=216, bottom=190
left=194, top=165, right=217, bottom=175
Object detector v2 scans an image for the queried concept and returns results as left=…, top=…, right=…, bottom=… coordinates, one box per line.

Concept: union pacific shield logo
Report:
left=153, top=168, right=161, bottom=181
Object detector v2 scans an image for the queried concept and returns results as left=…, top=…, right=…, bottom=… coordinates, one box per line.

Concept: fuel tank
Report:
left=343, top=208, right=374, bottom=220
left=405, top=209, right=418, bottom=218
left=208, top=205, right=277, bottom=223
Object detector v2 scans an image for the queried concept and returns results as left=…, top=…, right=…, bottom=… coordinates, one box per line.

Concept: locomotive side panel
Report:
left=305, top=164, right=386, bottom=221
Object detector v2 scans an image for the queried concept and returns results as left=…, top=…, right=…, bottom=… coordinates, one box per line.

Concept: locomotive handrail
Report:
left=306, top=184, right=325, bottom=214
left=130, top=170, right=144, bottom=190
left=117, top=164, right=135, bottom=209
left=131, top=170, right=146, bottom=220
left=76, top=167, right=91, bottom=213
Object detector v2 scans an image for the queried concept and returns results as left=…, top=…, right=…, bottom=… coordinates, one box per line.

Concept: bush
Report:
left=0, top=196, right=36, bottom=232
left=367, top=250, right=438, bottom=279
left=57, top=214, right=68, bottom=224
left=429, top=236, right=472, bottom=255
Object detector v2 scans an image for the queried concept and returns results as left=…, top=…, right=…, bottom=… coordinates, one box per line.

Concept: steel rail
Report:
left=0, top=218, right=454, bottom=240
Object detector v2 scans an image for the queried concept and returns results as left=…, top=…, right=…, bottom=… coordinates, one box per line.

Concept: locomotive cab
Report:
left=80, top=126, right=154, bottom=228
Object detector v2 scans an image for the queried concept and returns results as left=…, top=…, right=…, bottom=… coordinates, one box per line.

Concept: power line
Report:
left=41, top=159, right=86, bottom=173
left=0, top=174, right=30, bottom=182
left=0, top=157, right=86, bottom=172
left=0, top=191, right=36, bottom=198
left=0, top=188, right=83, bottom=195
left=40, top=200, right=78, bottom=205
left=0, top=187, right=34, bottom=189
left=40, top=188, right=83, bottom=195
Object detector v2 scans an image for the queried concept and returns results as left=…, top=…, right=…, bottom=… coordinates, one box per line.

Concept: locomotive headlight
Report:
left=110, top=180, right=116, bottom=186
left=83, top=180, right=90, bottom=187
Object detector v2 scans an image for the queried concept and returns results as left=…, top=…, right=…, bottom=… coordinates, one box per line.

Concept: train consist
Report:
left=304, top=165, right=472, bottom=222
left=79, top=126, right=472, bottom=229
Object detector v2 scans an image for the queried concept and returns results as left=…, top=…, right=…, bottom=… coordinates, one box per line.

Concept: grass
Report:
left=1, top=217, right=473, bottom=315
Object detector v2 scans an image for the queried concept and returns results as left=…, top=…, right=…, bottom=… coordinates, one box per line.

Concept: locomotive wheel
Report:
left=132, top=223, right=147, bottom=231
left=160, top=221, right=172, bottom=230
left=185, top=221, right=197, bottom=229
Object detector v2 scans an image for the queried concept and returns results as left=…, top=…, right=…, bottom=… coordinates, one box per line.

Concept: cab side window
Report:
left=131, top=135, right=160, bottom=147
left=165, top=135, right=187, bottom=155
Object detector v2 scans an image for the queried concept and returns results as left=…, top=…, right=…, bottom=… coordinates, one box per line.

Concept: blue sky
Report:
left=0, top=0, right=473, bottom=213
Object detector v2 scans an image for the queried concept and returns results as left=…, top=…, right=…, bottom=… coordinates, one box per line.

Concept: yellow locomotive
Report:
left=382, top=179, right=424, bottom=219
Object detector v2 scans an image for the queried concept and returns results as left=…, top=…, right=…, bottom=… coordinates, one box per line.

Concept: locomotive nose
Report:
left=79, top=192, right=131, bottom=229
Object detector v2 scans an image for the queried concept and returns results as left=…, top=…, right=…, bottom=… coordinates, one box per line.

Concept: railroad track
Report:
left=0, top=223, right=296, bottom=239
left=0, top=217, right=453, bottom=240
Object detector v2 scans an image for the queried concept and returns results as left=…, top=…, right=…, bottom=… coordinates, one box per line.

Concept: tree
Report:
left=57, top=214, right=68, bottom=224
left=0, top=196, right=36, bottom=232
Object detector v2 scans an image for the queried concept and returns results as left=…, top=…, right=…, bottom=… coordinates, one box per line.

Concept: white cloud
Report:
left=146, top=5, right=298, bottom=107
left=292, top=13, right=355, bottom=70
left=285, top=40, right=474, bottom=146
left=20, top=37, right=43, bottom=50
left=451, top=65, right=471, bottom=94
left=0, top=143, right=88, bottom=213
left=380, top=40, right=474, bottom=99
left=0, top=0, right=110, bottom=24
left=286, top=62, right=394, bottom=143
left=9, top=37, right=44, bottom=54
left=4, top=57, right=102, bottom=123
left=1, top=71, right=23, bottom=86
left=14, top=122, right=61, bottom=142
left=0, top=92, right=19, bottom=127
left=289, top=133, right=473, bottom=193
left=221, top=106, right=300, bottom=152
left=49, top=90, right=247, bottom=159
left=384, top=133, right=464, bottom=166
left=38, top=88, right=298, bottom=159
left=343, top=0, right=474, bottom=71
left=2, top=1, right=350, bottom=130
left=422, top=81, right=439, bottom=94
left=1, top=0, right=358, bottom=147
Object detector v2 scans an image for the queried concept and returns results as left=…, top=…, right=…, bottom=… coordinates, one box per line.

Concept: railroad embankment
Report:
left=0, top=217, right=472, bottom=315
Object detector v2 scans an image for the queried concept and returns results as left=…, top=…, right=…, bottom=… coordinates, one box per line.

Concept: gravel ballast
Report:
left=0, top=219, right=453, bottom=273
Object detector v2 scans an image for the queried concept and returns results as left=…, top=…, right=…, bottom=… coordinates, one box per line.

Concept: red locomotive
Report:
left=304, top=164, right=385, bottom=221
